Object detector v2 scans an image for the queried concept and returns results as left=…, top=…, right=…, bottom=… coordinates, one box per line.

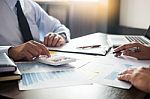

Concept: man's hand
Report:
left=8, top=40, right=50, bottom=61
left=44, top=32, right=66, bottom=47
left=118, top=67, right=150, bottom=93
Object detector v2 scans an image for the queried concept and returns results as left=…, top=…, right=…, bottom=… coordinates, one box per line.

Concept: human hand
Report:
left=8, top=40, right=50, bottom=61
left=44, top=32, right=66, bottom=47
left=118, top=67, right=150, bottom=93
left=114, top=43, right=150, bottom=60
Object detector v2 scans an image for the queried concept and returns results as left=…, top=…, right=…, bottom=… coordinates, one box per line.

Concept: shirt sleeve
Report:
left=30, top=1, right=70, bottom=42
left=0, top=46, right=11, bottom=55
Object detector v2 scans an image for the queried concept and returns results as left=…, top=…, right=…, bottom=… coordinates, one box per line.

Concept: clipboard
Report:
left=48, top=45, right=111, bottom=56
left=48, top=33, right=111, bottom=56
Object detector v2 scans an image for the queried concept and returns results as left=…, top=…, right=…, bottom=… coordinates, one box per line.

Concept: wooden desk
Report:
left=0, top=33, right=147, bottom=99
left=0, top=81, right=146, bottom=99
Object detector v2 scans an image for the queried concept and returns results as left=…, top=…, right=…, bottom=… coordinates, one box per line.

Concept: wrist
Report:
left=8, top=46, right=15, bottom=59
left=58, top=33, right=68, bottom=43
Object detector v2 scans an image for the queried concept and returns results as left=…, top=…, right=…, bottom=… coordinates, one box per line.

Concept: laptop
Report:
left=107, top=26, right=150, bottom=47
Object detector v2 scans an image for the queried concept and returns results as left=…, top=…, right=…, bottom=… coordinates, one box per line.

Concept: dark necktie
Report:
left=15, top=1, right=33, bottom=42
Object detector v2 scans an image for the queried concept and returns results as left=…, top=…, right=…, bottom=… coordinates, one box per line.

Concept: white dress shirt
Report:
left=0, top=0, right=70, bottom=54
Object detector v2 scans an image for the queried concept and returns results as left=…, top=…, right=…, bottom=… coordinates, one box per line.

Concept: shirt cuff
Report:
left=58, top=32, right=69, bottom=43
left=0, top=46, right=11, bottom=55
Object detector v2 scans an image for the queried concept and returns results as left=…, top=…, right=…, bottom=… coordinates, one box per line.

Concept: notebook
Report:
left=0, top=53, right=21, bottom=81
left=0, top=68, right=21, bottom=81
left=107, top=26, right=150, bottom=47
left=0, top=53, right=17, bottom=73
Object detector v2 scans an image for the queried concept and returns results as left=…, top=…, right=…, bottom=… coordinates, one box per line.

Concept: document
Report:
left=78, top=62, right=131, bottom=89
left=79, top=53, right=150, bottom=89
left=48, top=33, right=111, bottom=56
left=17, top=61, right=91, bottom=90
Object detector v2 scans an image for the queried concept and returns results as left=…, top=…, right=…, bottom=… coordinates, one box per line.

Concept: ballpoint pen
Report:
left=76, top=44, right=101, bottom=49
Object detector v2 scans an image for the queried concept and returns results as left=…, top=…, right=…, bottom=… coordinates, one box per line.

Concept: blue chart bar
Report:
left=104, top=71, right=118, bottom=80
left=21, top=71, right=72, bottom=86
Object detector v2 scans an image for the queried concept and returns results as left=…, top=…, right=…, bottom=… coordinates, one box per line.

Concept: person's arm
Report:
left=30, top=1, right=70, bottom=46
left=114, top=43, right=150, bottom=60
left=118, top=67, right=150, bottom=93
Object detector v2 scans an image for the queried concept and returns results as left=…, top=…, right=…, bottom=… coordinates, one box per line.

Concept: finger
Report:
left=27, top=47, right=40, bottom=58
left=40, top=46, right=50, bottom=56
left=119, top=68, right=134, bottom=75
left=123, top=50, right=141, bottom=59
left=56, top=40, right=62, bottom=47
left=114, top=43, right=140, bottom=52
left=35, top=42, right=50, bottom=56
left=114, top=52, right=122, bottom=57
left=44, top=37, right=48, bottom=46
left=118, top=74, right=132, bottom=82
left=44, top=33, right=52, bottom=46
left=27, top=41, right=42, bottom=56
left=24, top=51, right=34, bottom=61
left=122, top=49, right=133, bottom=56
left=56, top=36, right=65, bottom=46
left=56, top=39, right=64, bottom=47
left=114, top=44, right=128, bottom=52
left=52, top=36, right=60, bottom=47
left=47, top=34, right=56, bottom=47
left=31, top=41, right=50, bottom=57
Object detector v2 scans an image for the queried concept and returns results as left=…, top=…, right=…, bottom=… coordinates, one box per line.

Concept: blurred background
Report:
left=34, top=0, right=150, bottom=38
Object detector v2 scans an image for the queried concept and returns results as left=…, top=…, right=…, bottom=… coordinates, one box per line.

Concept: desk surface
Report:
left=0, top=81, right=146, bottom=99
left=0, top=33, right=147, bottom=99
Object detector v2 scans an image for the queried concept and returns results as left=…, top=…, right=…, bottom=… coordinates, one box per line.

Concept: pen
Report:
left=112, top=47, right=140, bottom=54
left=76, top=44, right=101, bottom=49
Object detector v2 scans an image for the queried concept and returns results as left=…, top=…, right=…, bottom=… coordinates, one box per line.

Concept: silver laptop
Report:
left=107, top=26, right=150, bottom=47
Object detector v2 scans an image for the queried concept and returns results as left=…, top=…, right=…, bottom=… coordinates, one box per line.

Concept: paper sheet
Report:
left=93, top=53, right=150, bottom=69
left=78, top=53, right=150, bottom=89
left=78, top=61, right=131, bottom=89
left=17, top=61, right=91, bottom=90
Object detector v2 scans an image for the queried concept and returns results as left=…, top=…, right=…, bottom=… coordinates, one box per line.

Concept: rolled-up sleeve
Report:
left=32, top=1, right=70, bottom=42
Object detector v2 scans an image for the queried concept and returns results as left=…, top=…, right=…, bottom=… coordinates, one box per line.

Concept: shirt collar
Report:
left=5, top=0, right=25, bottom=12
left=5, top=0, right=18, bottom=9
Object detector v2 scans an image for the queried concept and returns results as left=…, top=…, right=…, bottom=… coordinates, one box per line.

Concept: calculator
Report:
left=37, top=55, right=76, bottom=66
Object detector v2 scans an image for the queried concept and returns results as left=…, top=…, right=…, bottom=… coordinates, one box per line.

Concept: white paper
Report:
left=78, top=62, right=132, bottom=89
left=17, top=61, right=91, bottom=90
left=79, top=53, right=150, bottom=89
left=93, top=53, right=150, bottom=69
